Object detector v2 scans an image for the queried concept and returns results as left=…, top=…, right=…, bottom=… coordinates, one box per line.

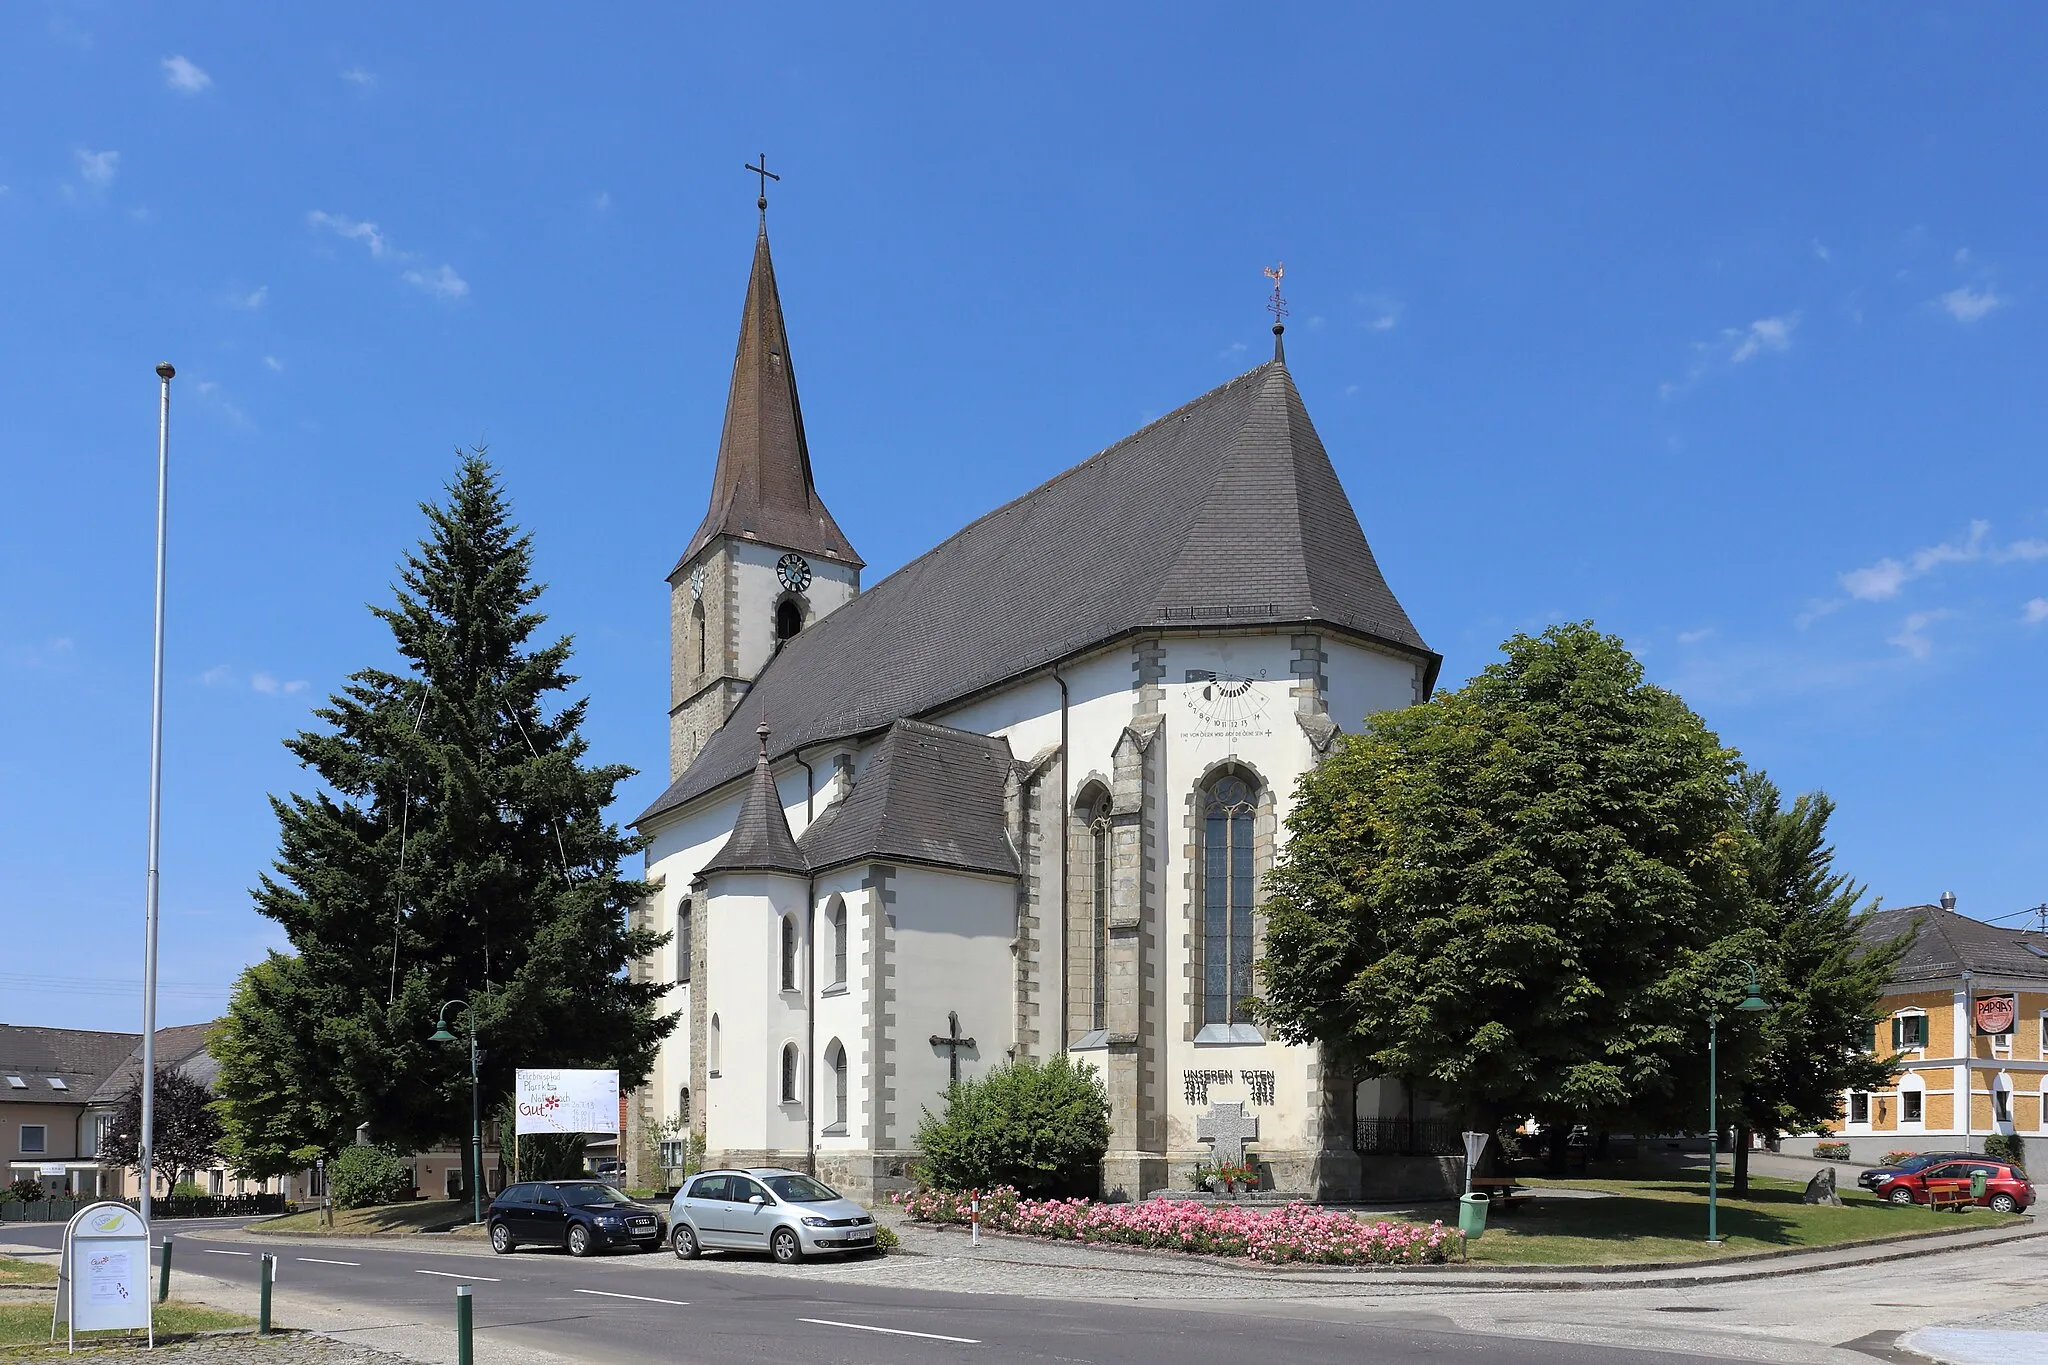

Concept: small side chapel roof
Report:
left=640, top=355, right=1438, bottom=827
left=797, top=720, right=1019, bottom=879
left=698, top=725, right=809, bottom=878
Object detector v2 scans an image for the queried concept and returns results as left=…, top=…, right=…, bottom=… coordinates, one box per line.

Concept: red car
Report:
left=1871, top=1158, right=2034, bottom=1213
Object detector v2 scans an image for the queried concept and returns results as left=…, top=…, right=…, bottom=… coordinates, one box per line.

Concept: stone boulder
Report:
left=1801, top=1165, right=1842, bottom=1206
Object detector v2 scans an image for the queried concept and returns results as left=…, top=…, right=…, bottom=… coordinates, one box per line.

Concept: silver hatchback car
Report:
left=667, top=1168, right=878, bottom=1264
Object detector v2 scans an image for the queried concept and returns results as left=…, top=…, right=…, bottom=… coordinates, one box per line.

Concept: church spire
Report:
left=674, top=191, right=862, bottom=573
left=1264, top=262, right=1288, bottom=363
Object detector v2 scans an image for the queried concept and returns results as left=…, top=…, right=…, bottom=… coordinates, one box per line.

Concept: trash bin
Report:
left=1971, top=1171, right=1989, bottom=1203
left=1458, top=1192, right=1490, bottom=1239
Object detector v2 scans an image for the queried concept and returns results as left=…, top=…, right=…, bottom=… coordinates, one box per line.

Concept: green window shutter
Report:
left=1892, top=1017, right=1903, bottom=1049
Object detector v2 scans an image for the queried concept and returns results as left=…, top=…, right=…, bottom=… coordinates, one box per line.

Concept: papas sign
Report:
left=514, top=1068, right=620, bottom=1135
left=1974, top=993, right=2018, bottom=1038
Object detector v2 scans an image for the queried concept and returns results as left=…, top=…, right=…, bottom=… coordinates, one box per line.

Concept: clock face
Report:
left=776, top=552, right=812, bottom=593
left=688, top=567, right=704, bottom=601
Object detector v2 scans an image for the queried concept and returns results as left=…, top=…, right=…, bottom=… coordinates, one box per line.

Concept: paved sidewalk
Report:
left=1897, top=1297, right=2048, bottom=1363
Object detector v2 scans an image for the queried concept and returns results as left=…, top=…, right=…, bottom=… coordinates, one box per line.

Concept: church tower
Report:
left=668, top=197, right=863, bottom=779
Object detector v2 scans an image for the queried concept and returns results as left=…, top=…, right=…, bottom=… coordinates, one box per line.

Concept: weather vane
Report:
left=1264, top=262, right=1288, bottom=324
left=745, top=153, right=780, bottom=210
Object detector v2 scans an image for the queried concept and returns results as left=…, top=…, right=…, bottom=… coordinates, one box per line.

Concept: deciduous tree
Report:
left=100, top=1064, right=223, bottom=1191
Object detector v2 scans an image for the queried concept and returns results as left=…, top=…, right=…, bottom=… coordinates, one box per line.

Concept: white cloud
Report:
left=307, top=209, right=393, bottom=259
left=1812, top=239, right=1832, bottom=263
left=1217, top=340, right=1248, bottom=362
left=200, top=664, right=234, bottom=687
left=403, top=264, right=469, bottom=300
left=1840, top=521, right=1990, bottom=601
left=593, top=191, right=611, bottom=212
left=1343, top=384, right=1360, bottom=397
left=250, top=672, right=308, bottom=696
left=2024, top=598, right=2048, bottom=625
left=340, top=67, right=376, bottom=90
left=162, top=55, right=212, bottom=94
left=2003, top=539, right=2048, bottom=562
left=1729, top=314, right=1796, bottom=363
left=10, top=637, right=76, bottom=669
left=75, top=149, right=119, bottom=187
left=1677, top=627, right=1715, bottom=645
left=1886, top=609, right=1952, bottom=660
left=263, top=355, right=283, bottom=371
left=234, top=285, right=267, bottom=310
left=1369, top=312, right=1398, bottom=331
left=1941, top=286, right=2001, bottom=323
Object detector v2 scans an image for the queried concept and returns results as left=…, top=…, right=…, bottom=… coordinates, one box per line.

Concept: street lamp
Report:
left=1707, top=966, right=1772, bottom=1245
left=429, top=1001, right=483, bottom=1225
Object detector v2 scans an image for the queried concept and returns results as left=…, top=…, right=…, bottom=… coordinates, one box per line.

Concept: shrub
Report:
left=914, top=1055, right=1109, bottom=1197
left=170, top=1181, right=207, bottom=1200
left=328, top=1145, right=413, bottom=1210
left=895, top=1185, right=1453, bottom=1265
left=1813, top=1142, right=1851, bottom=1161
left=872, top=1226, right=899, bottom=1253
left=4, top=1177, right=44, bottom=1203
left=1883, top=1150, right=1919, bottom=1167
left=1983, top=1133, right=2026, bottom=1170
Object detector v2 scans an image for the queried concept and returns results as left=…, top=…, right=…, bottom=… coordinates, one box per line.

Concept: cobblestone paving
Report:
left=30, top=1335, right=418, bottom=1363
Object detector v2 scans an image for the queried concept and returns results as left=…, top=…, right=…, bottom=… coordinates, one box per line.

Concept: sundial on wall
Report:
left=1183, top=669, right=1275, bottom=741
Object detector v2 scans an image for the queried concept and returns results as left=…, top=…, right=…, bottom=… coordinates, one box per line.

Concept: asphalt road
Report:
left=6, top=1217, right=1733, bottom=1365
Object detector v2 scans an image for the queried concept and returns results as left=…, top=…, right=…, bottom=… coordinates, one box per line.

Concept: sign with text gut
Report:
left=514, top=1068, right=621, bottom=1134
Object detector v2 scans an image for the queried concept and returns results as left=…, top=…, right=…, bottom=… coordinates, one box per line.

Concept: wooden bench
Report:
left=1469, top=1176, right=1528, bottom=1210
left=1924, top=1179, right=1974, bottom=1213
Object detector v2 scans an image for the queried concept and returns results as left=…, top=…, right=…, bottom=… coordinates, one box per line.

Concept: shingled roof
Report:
left=1855, top=905, right=2048, bottom=984
left=640, top=354, right=1438, bottom=827
left=698, top=725, right=809, bottom=878
left=0, top=1025, right=139, bottom=1106
left=89, top=1022, right=220, bottom=1104
left=797, top=720, right=1019, bottom=878
left=673, top=214, right=862, bottom=573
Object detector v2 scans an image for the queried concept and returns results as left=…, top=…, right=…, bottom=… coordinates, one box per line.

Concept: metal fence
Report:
left=0, top=1193, right=285, bottom=1223
left=1354, top=1116, right=1464, bottom=1156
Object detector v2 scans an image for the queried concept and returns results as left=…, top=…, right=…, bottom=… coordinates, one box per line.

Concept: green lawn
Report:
left=0, top=1258, right=56, bottom=1288
left=1458, top=1166, right=2020, bottom=1264
left=251, top=1200, right=471, bottom=1236
left=0, top=1300, right=255, bottom=1352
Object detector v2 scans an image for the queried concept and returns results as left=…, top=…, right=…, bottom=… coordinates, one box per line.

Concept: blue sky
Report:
left=4, top=5, right=2044, bottom=1031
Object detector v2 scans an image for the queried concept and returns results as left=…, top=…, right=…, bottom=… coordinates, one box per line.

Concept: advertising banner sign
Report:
left=514, top=1068, right=620, bottom=1134
left=1974, top=993, right=2018, bottom=1037
left=55, top=1201, right=151, bottom=1348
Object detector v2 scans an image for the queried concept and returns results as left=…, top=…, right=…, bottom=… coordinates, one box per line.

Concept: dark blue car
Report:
left=486, top=1180, right=664, bottom=1256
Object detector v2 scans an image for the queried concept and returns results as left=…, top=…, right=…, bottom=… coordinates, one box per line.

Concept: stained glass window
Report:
left=1202, top=774, right=1258, bottom=1025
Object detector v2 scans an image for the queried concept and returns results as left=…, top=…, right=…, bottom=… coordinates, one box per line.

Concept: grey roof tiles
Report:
left=797, top=720, right=1019, bottom=878
left=1855, top=905, right=2048, bottom=983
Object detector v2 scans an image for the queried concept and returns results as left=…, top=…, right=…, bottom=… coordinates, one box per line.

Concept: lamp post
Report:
left=430, top=1001, right=483, bottom=1225
left=139, top=362, right=174, bottom=1226
left=1707, top=966, right=1772, bottom=1245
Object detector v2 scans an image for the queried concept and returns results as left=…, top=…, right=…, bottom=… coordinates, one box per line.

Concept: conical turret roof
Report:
left=698, top=724, right=808, bottom=877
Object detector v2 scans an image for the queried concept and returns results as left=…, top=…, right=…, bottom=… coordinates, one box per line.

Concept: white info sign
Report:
left=54, top=1200, right=151, bottom=1348
left=514, top=1068, right=620, bottom=1134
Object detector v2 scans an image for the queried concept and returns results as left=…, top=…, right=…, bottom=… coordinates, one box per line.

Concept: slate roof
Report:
left=698, top=726, right=809, bottom=878
left=640, top=354, right=1438, bottom=826
left=673, top=215, right=862, bottom=573
left=0, top=1025, right=139, bottom=1106
left=89, top=1022, right=221, bottom=1104
left=1855, top=906, right=2048, bottom=984
left=797, top=720, right=1019, bottom=878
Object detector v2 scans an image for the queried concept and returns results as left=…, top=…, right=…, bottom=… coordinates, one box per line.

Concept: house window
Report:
left=781, top=914, right=800, bottom=992
left=676, top=899, right=692, bottom=984
left=828, top=898, right=847, bottom=988
left=1994, top=1087, right=2011, bottom=1123
left=1849, top=1092, right=1869, bottom=1125
left=708, top=1014, right=721, bottom=1076
left=776, top=599, right=802, bottom=641
left=826, top=1040, right=848, bottom=1132
left=2039, top=1012, right=2048, bottom=1060
left=1891, top=1014, right=1929, bottom=1050
left=678, top=1086, right=691, bottom=1125
left=1202, top=773, right=1259, bottom=1025
left=1090, top=797, right=1111, bottom=1032
left=780, top=1044, right=800, bottom=1104
left=1902, top=1090, right=1924, bottom=1123
left=92, top=1114, right=112, bottom=1157
left=20, top=1125, right=47, bottom=1154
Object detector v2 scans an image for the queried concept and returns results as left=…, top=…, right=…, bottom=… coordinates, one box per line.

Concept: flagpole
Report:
left=140, top=361, right=173, bottom=1224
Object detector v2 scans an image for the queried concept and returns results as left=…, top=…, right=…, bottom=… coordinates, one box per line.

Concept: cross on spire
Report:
left=745, top=153, right=780, bottom=211
left=929, top=1011, right=976, bottom=1086
left=1264, top=262, right=1288, bottom=360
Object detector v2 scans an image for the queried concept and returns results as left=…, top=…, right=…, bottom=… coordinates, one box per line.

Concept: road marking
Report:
left=799, top=1317, right=981, bottom=1344
left=201, top=1249, right=253, bottom=1257
left=573, top=1289, right=690, bottom=1306
left=415, top=1270, right=500, bottom=1281
left=296, top=1257, right=360, bottom=1266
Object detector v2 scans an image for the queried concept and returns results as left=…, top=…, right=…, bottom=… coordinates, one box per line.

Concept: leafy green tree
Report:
left=213, top=452, right=674, bottom=1193
left=1723, top=773, right=1908, bottom=1194
left=1258, top=623, right=1753, bottom=1163
left=213, top=956, right=349, bottom=1177
left=914, top=1056, right=1109, bottom=1197
left=99, top=1063, right=224, bottom=1191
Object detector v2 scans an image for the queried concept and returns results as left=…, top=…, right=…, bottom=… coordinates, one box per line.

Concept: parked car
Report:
left=486, top=1180, right=666, bottom=1256
left=1855, top=1152, right=1979, bottom=1193
left=1865, top=1158, right=2035, bottom=1213
left=667, top=1168, right=878, bottom=1264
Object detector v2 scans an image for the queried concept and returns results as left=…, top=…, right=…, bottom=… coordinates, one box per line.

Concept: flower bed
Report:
left=894, top=1186, right=1455, bottom=1265
left=1813, top=1141, right=1851, bottom=1161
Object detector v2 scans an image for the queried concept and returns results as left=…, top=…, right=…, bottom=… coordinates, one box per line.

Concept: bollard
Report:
left=157, top=1237, right=173, bottom=1303
left=970, top=1197, right=980, bottom=1248
left=258, top=1254, right=274, bottom=1335
left=456, top=1285, right=474, bottom=1365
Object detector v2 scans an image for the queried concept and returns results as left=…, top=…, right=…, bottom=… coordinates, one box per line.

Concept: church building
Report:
left=627, top=198, right=1443, bottom=1202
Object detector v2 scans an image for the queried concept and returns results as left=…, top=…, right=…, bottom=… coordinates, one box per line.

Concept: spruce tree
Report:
left=214, top=452, right=673, bottom=1186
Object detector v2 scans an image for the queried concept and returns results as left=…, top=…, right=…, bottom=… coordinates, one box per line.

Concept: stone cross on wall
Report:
left=1196, top=1101, right=1259, bottom=1168
left=930, top=1011, right=976, bottom=1086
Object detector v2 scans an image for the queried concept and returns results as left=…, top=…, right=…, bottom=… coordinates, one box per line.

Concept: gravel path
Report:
left=22, top=1335, right=419, bottom=1363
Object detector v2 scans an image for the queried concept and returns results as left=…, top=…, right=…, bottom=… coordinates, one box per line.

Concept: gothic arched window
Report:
left=708, top=1014, right=721, bottom=1075
left=677, top=1086, right=691, bottom=1124
left=1202, top=772, right=1259, bottom=1025
left=676, top=899, right=692, bottom=985
left=827, top=897, right=847, bottom=988
left=825, top=1039, right=848, bottom=1129
left=775, top=598, right=803, bottom=641
left=780, top=914, right=799, bottom=992
left=780, top=1043, right=800, bottom=1103
left=692, top=599, right=707, bottom=676
left=1089, top=794, right=1112, bottom=1033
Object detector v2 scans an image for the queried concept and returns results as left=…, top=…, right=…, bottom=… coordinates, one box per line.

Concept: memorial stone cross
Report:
left=930, top=1011, right=976, bottom=1086
left=1196, top=1101, right=1260, bottom=1169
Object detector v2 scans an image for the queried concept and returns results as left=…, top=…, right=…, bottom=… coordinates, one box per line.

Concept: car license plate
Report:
left=847, top=1233, right=872, bottom=1244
